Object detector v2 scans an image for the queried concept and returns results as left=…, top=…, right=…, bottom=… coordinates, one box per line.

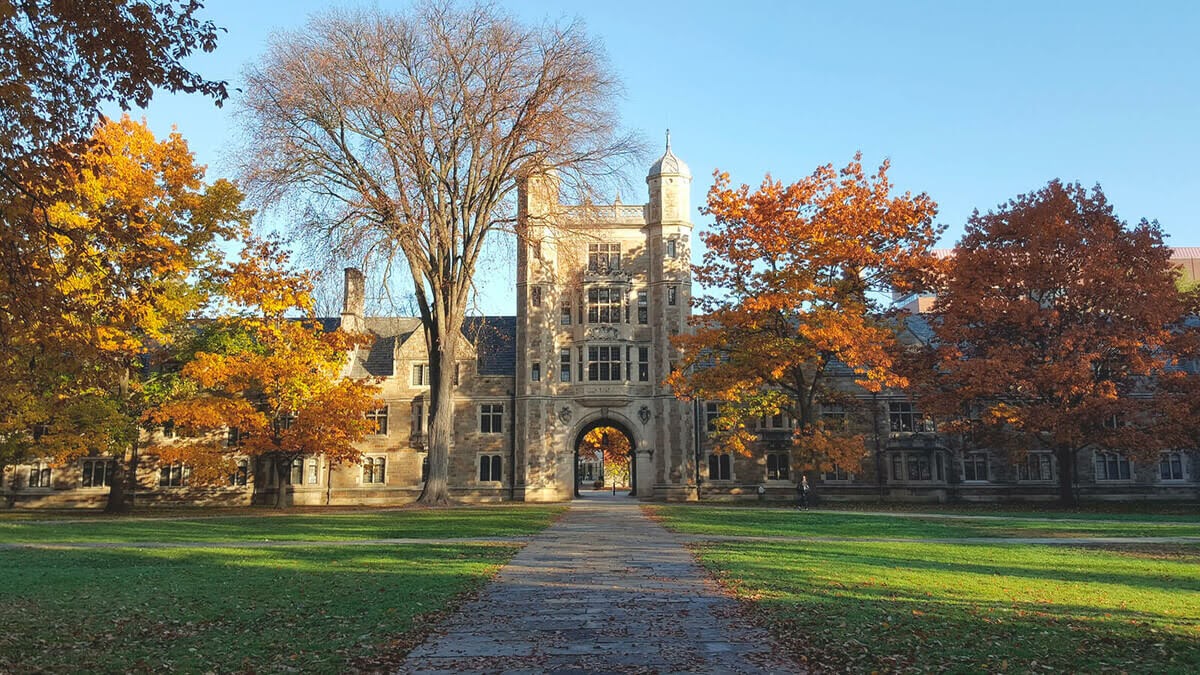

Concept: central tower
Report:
left=513, top=134, right=698, bottom=501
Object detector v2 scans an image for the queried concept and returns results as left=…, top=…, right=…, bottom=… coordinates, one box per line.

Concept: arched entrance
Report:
left=572, top=418, right=637, bottom=498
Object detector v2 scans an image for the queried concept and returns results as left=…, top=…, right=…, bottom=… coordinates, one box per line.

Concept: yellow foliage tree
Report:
left=148, top=240, right=381, bottom=507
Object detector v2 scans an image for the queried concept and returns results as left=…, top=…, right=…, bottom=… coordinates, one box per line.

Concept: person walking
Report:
left=796, top=475, right=810, bottom=510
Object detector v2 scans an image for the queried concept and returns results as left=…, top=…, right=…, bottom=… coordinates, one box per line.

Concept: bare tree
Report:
left=238, top=2, right=640, bottom=504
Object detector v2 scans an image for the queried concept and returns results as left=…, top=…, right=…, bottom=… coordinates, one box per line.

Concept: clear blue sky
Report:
left=131, top=0, right=1200, bottom=315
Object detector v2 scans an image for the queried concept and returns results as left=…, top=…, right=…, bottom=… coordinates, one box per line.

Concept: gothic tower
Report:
left=514, top=134, right=698, bottom=501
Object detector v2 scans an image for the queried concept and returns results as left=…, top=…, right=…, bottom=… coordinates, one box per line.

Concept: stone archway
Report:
left=572, top=416, right=639, bottom=498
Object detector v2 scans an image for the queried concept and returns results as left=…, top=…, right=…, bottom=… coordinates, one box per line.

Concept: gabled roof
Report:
left=326, top=315, right=517, bottom=378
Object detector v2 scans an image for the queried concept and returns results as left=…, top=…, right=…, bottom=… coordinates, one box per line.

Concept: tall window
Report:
left=1095, top=451, right=1132, bottom=481
left=159, top=461, right=190, bottom=487
left=289, top=457, right=303, bottom=484
left=766, top=453, right=790, bottom=480
left=962, top=452, right=989, bottom=481
left=1016, top=453, right=1053, bottom=481
left=530, top=285, right=542, bottom=307
left=479, top=454, right=503, bottom=482
left=227, top=427, right=246, bottom=447
left=888, top=401, right=933, bottom=433
left=1160, top=452, right=1185, bottom=481
left=588, top=243, right=620, bottom=272
left=560, top=297, right=571, bottom=325
left=708, top=453, right=731, bottom=480
left=81, top=459, right=112, bottom=488
left=306, top=458, right=319, bottom=485
left=480, top=403, right=504, bottom=433
left=420, top=455, right=429, bottom=483
left=560, top=349, right=571, bottom=382
left=637, top=347, right=650, bottom=382
left=665, top=238, right=677, bottom=257
left=587, top=287, right=621, bottom=323
left=667, top=285, right=677, bottom=306
left=411, top=400, right=427, bottom=436
left=411, top=363, right=429, bottom=386
left=230, top=459, right=249, bottom=486
left=705, top=402, right=719, bottom=432
left=531, top=362, right=541, bottom=382
left=28, top=462, right=51, bottom=488
left=362, top=456, right=386, bottom=484
left=367, top=407, right=389, bottom=436
left=637, top=290, right=648, bottom=324
left=587, top=345, right=622, bottom=381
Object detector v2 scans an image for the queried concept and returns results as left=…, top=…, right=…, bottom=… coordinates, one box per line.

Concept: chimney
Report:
left=341, top=267, right=365, bottom=332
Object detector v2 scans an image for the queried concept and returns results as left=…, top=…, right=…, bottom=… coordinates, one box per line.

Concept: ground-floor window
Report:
left=28, top=462, right=52, bottom=488
left=708, top=453, right=731, bottom=481
left=81, top=458, right=113, bottom=488
left=230, top=459, right=249, bottom=486
left=962, top=451, right=989, bottom=482
left=158, top=461, right=190, bottom=487
left=891, top=451, right=944, bottom=482
left=766, top=452, right=790, bottom=480
left=420, top=454, right=429, bottom=483
left=362, top=456, right=386, bottom=484
left=1094, top=451, right=1132, bottom=481
left=821, top=464, right=853, bottom=482
left=1016, top=453, right=1054, bottom=481
left=479, top=454, right=502, bottom=482
left=1159, top=451, right=1185, bottom=481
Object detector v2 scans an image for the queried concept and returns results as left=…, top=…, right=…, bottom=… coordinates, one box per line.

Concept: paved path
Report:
left=399, top=493, right=800, bottom=674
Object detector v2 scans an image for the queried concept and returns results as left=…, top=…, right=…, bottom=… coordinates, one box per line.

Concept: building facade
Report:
left=4, top=142, right=1198, bottom=507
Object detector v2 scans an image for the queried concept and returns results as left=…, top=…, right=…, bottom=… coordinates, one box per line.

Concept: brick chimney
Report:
left=341, top=267, right=365, bottom=332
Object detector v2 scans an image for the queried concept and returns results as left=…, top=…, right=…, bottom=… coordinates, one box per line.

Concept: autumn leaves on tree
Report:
left=669, top=156, right=941, bottom=478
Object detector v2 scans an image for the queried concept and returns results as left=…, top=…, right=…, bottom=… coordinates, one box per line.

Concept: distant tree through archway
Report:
left=573, top=420, right=635, bottom=497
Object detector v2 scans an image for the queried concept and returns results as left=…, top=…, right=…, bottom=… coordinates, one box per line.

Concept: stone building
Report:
left=4, top=141, right=1198, bottom=507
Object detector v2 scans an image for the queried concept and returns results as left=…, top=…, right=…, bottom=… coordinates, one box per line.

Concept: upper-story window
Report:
left=366, top=407, right=388, bottom=436
left=667, top=285, right=678, bottom=306
left=588, top=243, right=621, bottom=272
left=637, top=290, right=648, bottom=324
left=889, top=401, right=934, bottom=433
left=666, top=239, right=677, bottom=257
left=530, top=286, right=542, bottom=307
left=587, top=287, right=621, bottom=323
left=560, top=297, right=571, bottom=325
left=587, top=345, right=622, bottom=381
left=412, top=363, right=429, bottom=387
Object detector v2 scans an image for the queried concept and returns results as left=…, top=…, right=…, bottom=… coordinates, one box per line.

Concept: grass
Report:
left=0, top=543, right=518, bottom=673
left=649, top=505, right=1200, bottom=539
left=0, top=506, right=568, bottom=672
left=651, top=506, right=1200, bottom=672
left=0, top=505, right=566, bottom=544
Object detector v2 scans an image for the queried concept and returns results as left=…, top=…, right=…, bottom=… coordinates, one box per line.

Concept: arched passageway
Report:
left=573, top=419, right=637, bottom=498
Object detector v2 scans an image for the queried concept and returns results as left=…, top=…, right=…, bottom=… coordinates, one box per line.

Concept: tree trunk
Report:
left=275, top=457, right=290, bottom=509
left=418, top=323, right=459, bottom=505
left=105, top=366, right=134, bottom=513
left=1056, top=445, right=1077, bottom=506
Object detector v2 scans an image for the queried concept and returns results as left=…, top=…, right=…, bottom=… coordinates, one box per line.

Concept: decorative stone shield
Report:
left=558, top=406, right=572, bottom=424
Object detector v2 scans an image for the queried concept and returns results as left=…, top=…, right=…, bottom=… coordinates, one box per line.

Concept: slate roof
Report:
left=321, top=315, right=517, bottom=378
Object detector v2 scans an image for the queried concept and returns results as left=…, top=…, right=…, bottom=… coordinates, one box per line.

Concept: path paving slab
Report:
left=399, top=494, right=800, bottom=674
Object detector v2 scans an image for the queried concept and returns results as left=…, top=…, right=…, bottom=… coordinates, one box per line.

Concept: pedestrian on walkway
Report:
left=796, top=475, right=810, bottom=510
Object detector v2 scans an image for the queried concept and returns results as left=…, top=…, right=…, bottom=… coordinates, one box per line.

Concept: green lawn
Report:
left=651, top=506, right=1200, bottom=672
left=650, top=505, right=1200, bottom=539
left=0, top=505, right=565, bottom=544
left=0, top=543, right=517, bottom=673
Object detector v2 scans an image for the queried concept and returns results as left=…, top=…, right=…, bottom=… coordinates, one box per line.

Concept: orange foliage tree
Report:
left=669, top=155, right=941, bottom=478
left=147, top=240, right=381, bottom=507
left=919, top=181, right=1196, bottom=504
left=0, top=116, right=250, bottom=510
left=580, top=427, right=631, bottom=485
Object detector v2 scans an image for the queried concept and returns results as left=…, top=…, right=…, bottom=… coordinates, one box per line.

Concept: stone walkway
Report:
left=399, top=493, right=800, bottom=674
